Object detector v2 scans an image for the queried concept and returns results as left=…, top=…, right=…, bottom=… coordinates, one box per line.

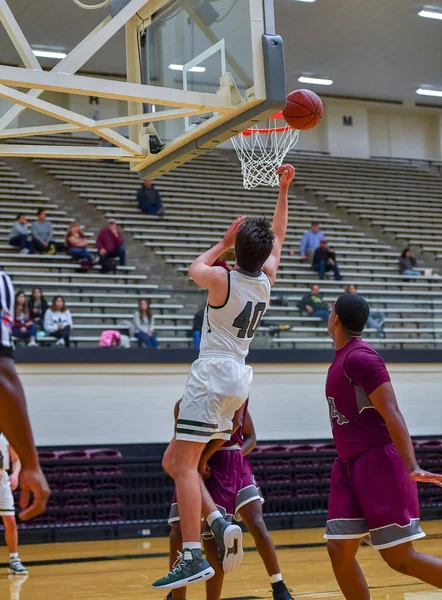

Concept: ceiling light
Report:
left=298, top=76, right=333, bottom=86
left=32, top=49, right=67, bottom=59
left=168, top=64, right=206, bottom=73
left=294, top=0, right=316, bottom=3
left=418, top=9, right=442, bottom=19
left=416, top=88, right=442, bottom=97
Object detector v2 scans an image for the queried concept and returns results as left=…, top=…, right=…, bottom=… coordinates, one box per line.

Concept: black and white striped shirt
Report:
left=0, top=271, right=14, bottom=354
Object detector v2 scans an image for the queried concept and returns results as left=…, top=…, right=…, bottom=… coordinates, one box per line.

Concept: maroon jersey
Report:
left=224, top=398, right=248, bottom=448
left=325, top=339, right=392, bottom=461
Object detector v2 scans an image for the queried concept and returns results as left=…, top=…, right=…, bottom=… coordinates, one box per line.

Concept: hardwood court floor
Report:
left=3, top=522, right=442, bottom=599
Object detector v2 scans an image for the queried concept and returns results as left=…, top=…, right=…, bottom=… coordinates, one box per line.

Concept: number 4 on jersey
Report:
left=233, top=302, right=267, bottom=339
left=327, top=396, right=349, bottom=427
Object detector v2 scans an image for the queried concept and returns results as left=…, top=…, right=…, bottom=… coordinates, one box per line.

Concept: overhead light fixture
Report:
left=32, top=49, right=67, bottom=59
left=298, top=76, right=333, bottom=86
left=416, top=87, right=442, bottom=97
left=168, top=64, right=206, bottom=73
left=294, top=0, right=316, bottom=3
left=418, top=8, right=442, bottom=19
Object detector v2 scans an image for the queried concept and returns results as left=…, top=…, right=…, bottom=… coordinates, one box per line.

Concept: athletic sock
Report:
left=9, top=553, right=18, bottom=561
left=206, top=510, right=223, bottom=527
left=183, top=542, right=201, bottom=551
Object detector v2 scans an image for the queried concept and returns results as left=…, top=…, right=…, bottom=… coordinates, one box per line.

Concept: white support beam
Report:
left=0, top=84, right=95, bottom=128
left=0, top=66, right=232, bottom=111
left=125, top=15, right=143, bottom=144
left=0, top=0, right=42, bottom=70
left=0, top=83, right=142, bottom=155
left=0, top=0, right=151, bottom=130
left=0, top=145, right=132, bottom=159
left=0, top=124, right=80, bottom=139
left=0, top=108, right=205, bottom=140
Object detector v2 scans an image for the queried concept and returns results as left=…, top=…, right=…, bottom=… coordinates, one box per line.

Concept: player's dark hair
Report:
left=37, top=208, right=46, bottom=216
left=235, top=217, right=275, bottom=273
left=335, top=293, right=369, bottom=334
left=311, top=221, right=319, bottom=227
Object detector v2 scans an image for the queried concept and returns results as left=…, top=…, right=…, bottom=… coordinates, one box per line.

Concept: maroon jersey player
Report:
left=325, top=293, right=442, bottom=599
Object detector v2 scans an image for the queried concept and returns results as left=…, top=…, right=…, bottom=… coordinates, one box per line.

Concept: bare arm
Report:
left=241, top=411, right=257, bottom=457
left=262, top=165, right=295, bottom=285
left=0, top=359, right=50, bottom=518
left=188, top=216, right=246, bottom=307
left=370, top=382, right=442, bottom=485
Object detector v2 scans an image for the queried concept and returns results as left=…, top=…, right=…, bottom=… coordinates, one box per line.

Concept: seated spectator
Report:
left=8, top=214, right=33, bottom=254
left=28, top=288, right=48, bottom=330
left=133, top=299, right=158, bottom=349
left=44, top=296, right=73, bottom=347
left=137, top=180, right=165, bottom=216
left=312, top=239, right=342, bottom=281
left=299, top=221, right=325, bottom=261
left=192, top=306, right=205, bottom=350
left=66, top=222, right=94, bottom=266
left=296, top=284, right=331, bottom=324
left=399, top=248, right=420, bottom=277
left=97, top=219, right=126, bottom=271
left=32, top=209, right=55, bottom=255
left=13, top=291, right=38, bottom=347
left=345, top=284, right=386, bottom=338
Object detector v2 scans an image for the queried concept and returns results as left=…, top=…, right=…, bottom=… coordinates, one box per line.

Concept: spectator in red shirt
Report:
left=96, top=219, right=126, bottom=269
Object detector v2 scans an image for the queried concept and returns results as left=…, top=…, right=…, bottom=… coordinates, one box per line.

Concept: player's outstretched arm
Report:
left=189, top=216, right=246, bottom=303
left=262, top=165, right=295, bottom=285
left=370, top=382, right=442, bottom=487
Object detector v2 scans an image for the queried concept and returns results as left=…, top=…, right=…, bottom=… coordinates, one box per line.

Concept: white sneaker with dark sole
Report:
left=210, top=517, right=244, bottom=573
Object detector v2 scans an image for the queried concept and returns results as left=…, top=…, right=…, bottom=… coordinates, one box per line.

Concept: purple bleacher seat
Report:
left=87, top=449, right=122, bottom=459
left=56, top=450, right=89, bottom=460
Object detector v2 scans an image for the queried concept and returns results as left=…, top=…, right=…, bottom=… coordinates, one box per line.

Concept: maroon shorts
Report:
left=168, top=450, right=264, bottom=524
left=325, top=442, right=425, bottom=550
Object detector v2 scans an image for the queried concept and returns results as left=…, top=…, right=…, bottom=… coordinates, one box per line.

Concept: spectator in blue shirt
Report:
left=300, top=221, right=325, bottom=261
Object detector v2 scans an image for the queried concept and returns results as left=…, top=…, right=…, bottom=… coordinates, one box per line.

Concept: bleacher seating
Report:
left=30, top=146, right=442, bottom=349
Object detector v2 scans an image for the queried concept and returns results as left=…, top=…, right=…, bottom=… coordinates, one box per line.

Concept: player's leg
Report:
left=202, top=524, right=225, bottom=600
left=236, top=457, right=293, bottom=600
left=169, top=522, right=187, bottom=600
left=380, top=541, right=442, bottom=587
left=153, top=437, right=214, bottom=590
left=324, top=459, right=370, bottom=599
left=327, top=538, right=369, bottom=599
left=2, top=516, right=27, bottom=575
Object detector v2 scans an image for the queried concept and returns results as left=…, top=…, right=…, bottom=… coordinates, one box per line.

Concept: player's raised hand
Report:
left=410, top=468, right=442, bottom=487
left=223, top=215, right=247, bottom=248
left=18, top=465, right=51, bottom=520
left=276, top=164, right=295, bottom=187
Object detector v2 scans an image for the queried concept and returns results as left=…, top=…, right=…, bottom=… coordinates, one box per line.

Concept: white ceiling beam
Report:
left=0, top=108, right=207, bottom=140
left=0, top=0, right=149, bottom=130
left=0, top=84, right=142, bottom=155
left=0, top=66, right=231, bottom=111
left=0, top=84, right=95, bottom=128
left=0, top=145, right=131, bottom=159
left=0, top=0, right=42, bottom=70
left=125, top=15, right=143, bottom=144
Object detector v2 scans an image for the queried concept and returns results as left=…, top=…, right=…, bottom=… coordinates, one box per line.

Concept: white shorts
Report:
left=0, top=471, right=15, bottom=516
left=176, top=353, right=253, bottom=444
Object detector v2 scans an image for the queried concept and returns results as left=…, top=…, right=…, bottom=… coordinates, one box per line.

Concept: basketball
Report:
left=282, top=89, right=324, bottom=131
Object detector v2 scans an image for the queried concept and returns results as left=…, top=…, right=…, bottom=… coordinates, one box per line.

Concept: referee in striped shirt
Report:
left=0, top=271, right=49, bottom=520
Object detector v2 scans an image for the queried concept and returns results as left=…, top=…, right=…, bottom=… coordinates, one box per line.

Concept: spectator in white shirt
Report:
left=44, top=296, right=73, bottom=347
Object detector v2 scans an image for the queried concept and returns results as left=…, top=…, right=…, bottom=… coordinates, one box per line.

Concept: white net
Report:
left=231, top=116, right=299, bottom=189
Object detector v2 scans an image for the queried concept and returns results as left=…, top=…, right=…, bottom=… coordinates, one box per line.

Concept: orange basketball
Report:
left=282, top=89, right=324, bottom=131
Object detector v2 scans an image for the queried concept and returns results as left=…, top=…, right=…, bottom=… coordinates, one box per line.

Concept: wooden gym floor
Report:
left=3, top=521, right=442, bottom=599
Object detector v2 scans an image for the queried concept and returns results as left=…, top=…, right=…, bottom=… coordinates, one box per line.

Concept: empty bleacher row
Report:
left=32, top=146, right=442, bottom=348
left=291, top=153, right=442, bottom=261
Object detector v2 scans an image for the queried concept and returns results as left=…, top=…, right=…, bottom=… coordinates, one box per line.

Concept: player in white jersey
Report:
left=152, top=165, right=295, bottom=590
left=0, top=271, right=50, bottom=521
left=0, top=434, right=28, bottom=575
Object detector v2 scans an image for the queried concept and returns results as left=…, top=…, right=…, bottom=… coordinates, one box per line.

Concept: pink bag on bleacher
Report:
left=99, top=330, right=121, bottom=347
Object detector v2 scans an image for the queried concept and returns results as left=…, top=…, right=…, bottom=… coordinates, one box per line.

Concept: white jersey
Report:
left=200, top=269, right=271, bottom=359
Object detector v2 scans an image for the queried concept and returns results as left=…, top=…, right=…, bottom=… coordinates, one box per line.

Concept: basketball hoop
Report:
left=231, top=113, right=299, bottom=189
